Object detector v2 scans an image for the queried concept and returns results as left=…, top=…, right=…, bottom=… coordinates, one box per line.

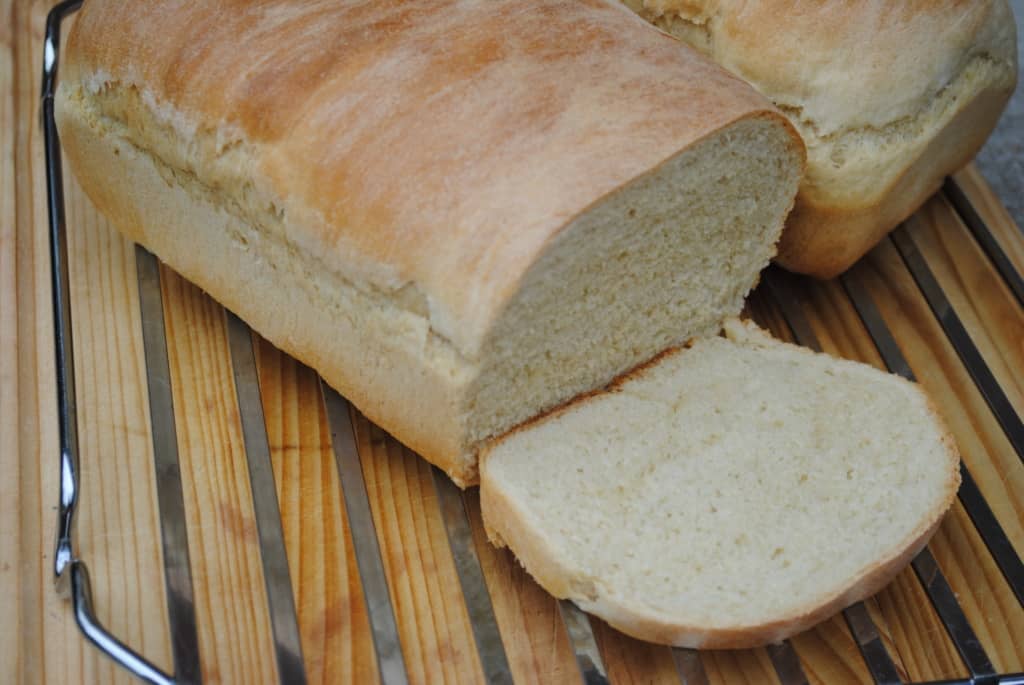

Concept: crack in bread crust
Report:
left=624, top=0, right=1017, bottom=277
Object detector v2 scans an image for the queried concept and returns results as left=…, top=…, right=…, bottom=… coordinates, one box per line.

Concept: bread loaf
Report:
left=57, top=0, right=804, bottom=485
left=624, top=0, right=1018, bottom=278
left=481, top=319, right=960, bottom=648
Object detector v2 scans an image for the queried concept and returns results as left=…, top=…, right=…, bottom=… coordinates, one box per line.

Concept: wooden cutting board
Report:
left=4, top=2, right=1024, bottom=683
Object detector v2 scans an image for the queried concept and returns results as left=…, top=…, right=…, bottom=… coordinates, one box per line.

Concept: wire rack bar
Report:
left=43, top=2, right=183, bottom=681
left=673, top=649, right=711, bottom=685
left=956, top=466, right=1024, bottom=607
left=136, top=248, right=202, bottom=683
left=767, top=641, right=810, bottom=685
left=431, top=469, right=515, bottom=684
left=943, top=178, right=1024, bottom=310
left=322, top=386, right=410, bottom=685
left=226, top=313, right=307, bottom=684
left=891, top=227, right=1024, bottom=464
left=911, top=549, right=994, bottom=678
left=559, top=600, right=610, bottom=684
left=843, top=602, right=904, bottom=685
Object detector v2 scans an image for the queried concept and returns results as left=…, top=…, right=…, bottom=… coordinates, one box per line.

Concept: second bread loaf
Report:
left=625, top=0, right=1018, bottom=278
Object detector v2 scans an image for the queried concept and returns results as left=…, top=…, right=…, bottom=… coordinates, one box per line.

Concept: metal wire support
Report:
left=41, top=2, right=178, bottom=683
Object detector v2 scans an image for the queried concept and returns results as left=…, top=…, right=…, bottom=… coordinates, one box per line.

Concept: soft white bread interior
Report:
left=480, top=319, right=960, bottom=648
left=623, top=0, right=1018, bottom=278
left=56, top=0, right=804, bottom=486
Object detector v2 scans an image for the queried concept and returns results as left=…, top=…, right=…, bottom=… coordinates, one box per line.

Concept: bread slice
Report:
left=57, top=0, right=804, bottom=486
left=622, top=0, right=1017, bottom=278
left=480, top=319, right=960, bottom=648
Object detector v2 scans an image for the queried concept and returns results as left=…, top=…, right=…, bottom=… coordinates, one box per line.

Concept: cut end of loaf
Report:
left=480, top=321, right=960, bottom=648
left=464, top=116, right=804, bottom=464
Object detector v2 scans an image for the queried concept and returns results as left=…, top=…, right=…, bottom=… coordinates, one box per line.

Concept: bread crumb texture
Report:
left=481, top=322, right=960, bottom=647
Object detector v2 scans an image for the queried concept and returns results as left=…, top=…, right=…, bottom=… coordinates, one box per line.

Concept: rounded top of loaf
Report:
left=61, top=0, right=799, bottom=357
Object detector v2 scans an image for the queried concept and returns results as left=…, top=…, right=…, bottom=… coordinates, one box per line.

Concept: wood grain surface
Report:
left=701, top=648, right=779, bottom=685
left=788, top=615, right=873, bottom=685
left=1, top=0, right=22, bottom=680
left=352, top=412, right=487, bottom=685
left=953, top=165, right=1024, bottom=278
left=254, top=338, right=380, bottom=685
left=909, top=193, right=1024, bottom=417
left=160, top=268, right=280, bottom=684
left=3, top=2, right=1023, bottom=682
left=591, top=619, right=681, bottom=684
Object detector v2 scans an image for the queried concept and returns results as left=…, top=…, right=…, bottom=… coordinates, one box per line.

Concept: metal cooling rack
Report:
left=41, top=1, right=1024, bottom=683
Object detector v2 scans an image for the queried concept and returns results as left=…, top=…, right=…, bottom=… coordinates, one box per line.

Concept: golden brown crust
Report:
left=63, top=0, right=784, bottom=355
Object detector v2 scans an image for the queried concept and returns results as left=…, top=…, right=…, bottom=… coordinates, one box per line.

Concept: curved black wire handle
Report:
left=41, top=2, right=176, bottom=683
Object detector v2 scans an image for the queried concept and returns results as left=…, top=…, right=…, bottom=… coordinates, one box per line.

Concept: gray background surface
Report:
left=975, top=0, right=1023, bottom=227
